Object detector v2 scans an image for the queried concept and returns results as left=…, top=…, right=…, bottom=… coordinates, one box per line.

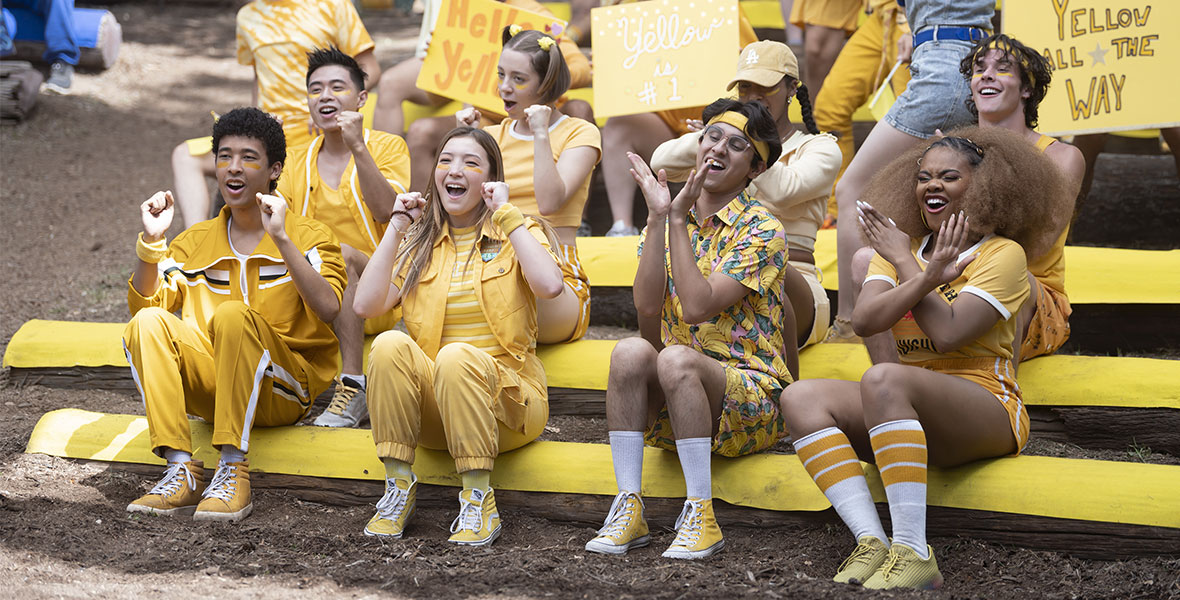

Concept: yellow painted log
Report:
left=27, top=408, right=1180, bottom=528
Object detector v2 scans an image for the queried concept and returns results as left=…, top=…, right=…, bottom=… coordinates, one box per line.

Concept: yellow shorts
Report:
left=790, top=0, right=863, bottom=32
left=555, top=243, right=592, bottom=343
left=914, top=357, right=1030, bottom=454
left=791, top=260, right=831, bottom=349
left=1021, top=279, right=1071, bottom=360
left=645, top=363, right=787, bottom=458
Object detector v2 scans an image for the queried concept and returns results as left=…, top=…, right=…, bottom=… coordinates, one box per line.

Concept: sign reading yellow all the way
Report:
left=1005, top=1, right=1179, bottom=136
left=417, top=0, right=566, bottom=113
left=591, top=0, right=740, bottom=118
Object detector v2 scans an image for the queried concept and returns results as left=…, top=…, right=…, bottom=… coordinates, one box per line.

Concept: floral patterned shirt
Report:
left=639, top=192, right=792, bottom=389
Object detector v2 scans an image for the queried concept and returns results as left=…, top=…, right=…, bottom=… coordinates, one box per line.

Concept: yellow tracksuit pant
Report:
left=366, top=331, right=548, bottom=473
left=123, top=302, right=313, bottom=456
left=814, top=8, right=911, bottom=216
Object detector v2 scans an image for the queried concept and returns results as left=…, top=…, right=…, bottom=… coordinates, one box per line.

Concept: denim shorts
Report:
left=884, top=38, right=978, bottom=138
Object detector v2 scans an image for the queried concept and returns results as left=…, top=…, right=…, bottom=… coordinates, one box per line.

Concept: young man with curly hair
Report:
left=276, top=47, right=410, bottom=427
left=962, top=33, right=1085, bottom=361
left=124, top=108, right=347, bottom=522
left=585, top=100, right=791, bottom=560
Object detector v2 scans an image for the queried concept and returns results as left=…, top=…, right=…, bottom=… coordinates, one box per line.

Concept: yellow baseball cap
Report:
left=727, top=41, right=800, bottom=91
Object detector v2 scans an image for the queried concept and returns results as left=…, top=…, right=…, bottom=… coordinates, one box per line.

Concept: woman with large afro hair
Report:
left=778, top=126, right=1071, bottom=591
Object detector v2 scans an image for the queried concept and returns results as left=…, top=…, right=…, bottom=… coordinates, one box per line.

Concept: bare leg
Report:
left=173, top=144, right=216, bottom=229
left=657, top=346, right=728, bottom=440
left=802, top=25, right=849, bottom=100
left=780, top=266, right=809, bottom=379
left=833, top=121, right=922, bottom=322
left=407, top=115, right=458, bottom=192
left=372, top=58, right=447, bottom=137
left=1160, top=126, right=1180, bottom=177
left=777, top=0, right=805, bottom=46
left=537, top=283, right=581, bottom=344
left=337, top=245, right=370, bottom=376
left=602, top=113, right=674, bottom=230
left=606, top=337, right=667, bottom=432
left=851, top=247, right=898, bottom=363
left=1070, top=133, right=1107, bottom=209
left=859, top=363, right=1016, bottom=467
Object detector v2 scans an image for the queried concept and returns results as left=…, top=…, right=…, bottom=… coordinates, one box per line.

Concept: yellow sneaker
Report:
left=364, top=475, right=417, bottom=538
left=127, top=460, right=205, bottom=516
left=863, top=544, right=944, bottom=590
left=448, top=487, right=501, bottom=546
left=194, top=460, right=253, bottom=522
left=833, top=536, right=890, bottom=584
left=585, top=491, right=650, bottom=555
left=661, top=498, right=724, bottom=559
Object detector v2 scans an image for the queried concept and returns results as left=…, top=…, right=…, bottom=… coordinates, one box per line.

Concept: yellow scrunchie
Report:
left=509, top=24, right=523, bottom=37
left=537, top=35, right=555, bottom=51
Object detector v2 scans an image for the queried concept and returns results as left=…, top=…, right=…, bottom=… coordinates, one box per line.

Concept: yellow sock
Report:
left=462, top=469, right=491, bottom=492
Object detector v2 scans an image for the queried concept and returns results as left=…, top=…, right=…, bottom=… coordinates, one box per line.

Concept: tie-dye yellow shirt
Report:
left=236, top=0, right=374, bottom=145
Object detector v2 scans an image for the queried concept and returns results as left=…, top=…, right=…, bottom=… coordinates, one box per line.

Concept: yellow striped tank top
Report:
left=441, top=226, right=505, bottom=356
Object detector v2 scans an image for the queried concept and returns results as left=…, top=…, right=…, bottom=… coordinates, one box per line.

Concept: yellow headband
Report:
left=705, top=111, right=769, bottom=163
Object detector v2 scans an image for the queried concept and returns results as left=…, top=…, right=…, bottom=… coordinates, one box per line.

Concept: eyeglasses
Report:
left=701, top=125, right=753, bottom=154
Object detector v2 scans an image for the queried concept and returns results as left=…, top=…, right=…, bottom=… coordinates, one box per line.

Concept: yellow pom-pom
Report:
left=509, top=24, right=523, bottom=37
left=537, top=35, right=555, bottom=51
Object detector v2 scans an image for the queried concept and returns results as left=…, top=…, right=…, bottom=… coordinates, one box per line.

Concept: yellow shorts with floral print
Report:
left=644, top=365, right=787, bottom=457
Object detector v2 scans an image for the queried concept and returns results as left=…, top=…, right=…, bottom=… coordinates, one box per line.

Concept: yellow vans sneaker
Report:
left=863, top=544, right=944, bottom=590
left=364, top=475, right=417, bottom=538
left=193, top=460, right=252, bottom=522
left=585, top=491, right=650, bottom=555
left=127, top=460, right=205, bottom=516
left=661, top=498, right=724, bottom=559
left=448, top=487, right=501, bottom=546
left=833, top=536, right=890, bottom=584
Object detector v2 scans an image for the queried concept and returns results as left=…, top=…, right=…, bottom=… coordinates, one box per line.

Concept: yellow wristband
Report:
left=492, top=203, right=526, bottom=235
left=136, top=232, right=168, bottom=263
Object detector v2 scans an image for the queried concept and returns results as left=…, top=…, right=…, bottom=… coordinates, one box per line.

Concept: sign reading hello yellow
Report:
left=417, top=0, right=567, bottom=113
left=1004, top=0, right=1179, bottom=135
left=591, top=0, right=741, bottom=118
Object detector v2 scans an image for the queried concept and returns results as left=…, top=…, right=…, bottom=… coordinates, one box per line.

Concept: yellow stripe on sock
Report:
left=796, top=430, right=865, bottom=493
left=871, top=428, right=928, bottom=487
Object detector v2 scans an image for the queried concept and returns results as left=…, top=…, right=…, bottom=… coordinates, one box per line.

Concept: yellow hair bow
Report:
left=509, top=24, right=524, bottom=37
left=537, top=35, right=555, bottom=51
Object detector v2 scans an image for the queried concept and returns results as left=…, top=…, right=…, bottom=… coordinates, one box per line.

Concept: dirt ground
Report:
left=2, top=4, right=1179, bottom=599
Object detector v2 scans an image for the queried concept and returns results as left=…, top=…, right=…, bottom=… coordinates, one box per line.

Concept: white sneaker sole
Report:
left=585, top=533, right=651, bottom=555
left=126, top=503, right=198, bottom=517
left=661, top=538, right=725, bottom=559
left=193, top=502, right=253, bottom=522
left=449, top=524, right=502, bottom=547
left=363, top=526, right=405, bottom=539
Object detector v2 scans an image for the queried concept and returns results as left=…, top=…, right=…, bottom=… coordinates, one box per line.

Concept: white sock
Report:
left=163, top=448, right=192, bottom=464
left=608, top=431, right=644, bottom=494
left=342, top=373, right=366, bottom=388
left=220, top=445, right=246, bottom=464
left=382, top=458, right=414, bottom=482
left=869, top=419, right=929, bottom=559
left=794, top=427, right=888, bottom=545
left=675, top=437, right=713, bottom=500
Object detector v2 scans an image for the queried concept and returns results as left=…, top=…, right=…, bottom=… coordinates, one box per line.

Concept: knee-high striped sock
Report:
left=869, top=419, right=928, bottom=558
left=794, top=427, right=887, bottom=544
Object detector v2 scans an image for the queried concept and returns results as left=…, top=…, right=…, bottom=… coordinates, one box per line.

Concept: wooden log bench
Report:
left=6, top=320, right=1180, bottom=454
left=27, top=408, right=1180, bottom=559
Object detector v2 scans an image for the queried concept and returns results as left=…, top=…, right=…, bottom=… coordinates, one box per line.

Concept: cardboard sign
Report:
left=1004, top=0, right=1179, bottom=136
left=590, top=0, right=741, bottom=118
left=417, top=0, right=567, bottom=113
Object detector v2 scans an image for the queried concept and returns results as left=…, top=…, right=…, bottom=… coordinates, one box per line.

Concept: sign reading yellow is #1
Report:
left=591, top=0, right=741, bottom=119
left=417, top=0, right=567, bottom=114
left=1004, top=0, right=1179, bottom=136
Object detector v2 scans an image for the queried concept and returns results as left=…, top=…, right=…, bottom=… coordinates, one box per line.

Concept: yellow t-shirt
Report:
left=484, top=115, right=602, bottom=228
left=865, top=235, right=1030, bottom=362
left=277, top=129, right=411, bottom=255
left=236, top=0, right=375, bottom=146
left=440, top=226, right=505, bottom=357
left=1028, top=133, right=1067, bottom=294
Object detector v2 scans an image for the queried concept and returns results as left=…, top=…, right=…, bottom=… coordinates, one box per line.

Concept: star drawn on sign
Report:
left=1088, top=42, right=1108, bottom=66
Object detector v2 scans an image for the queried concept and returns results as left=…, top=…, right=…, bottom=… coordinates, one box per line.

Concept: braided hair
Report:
left=792, top=81, right=821, bottom=135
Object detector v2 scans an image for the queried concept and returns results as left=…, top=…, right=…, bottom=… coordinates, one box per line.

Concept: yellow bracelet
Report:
left=136, top=232, right=168, bottom=263
left=492, top=203, right=526, bottom=235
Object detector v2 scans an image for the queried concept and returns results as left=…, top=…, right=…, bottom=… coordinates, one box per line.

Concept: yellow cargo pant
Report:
left=123, top=302, right=313, bottom=456
left=366, top=331, right=548, bottom=473
left=815, top=8, right=912, bottom=216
